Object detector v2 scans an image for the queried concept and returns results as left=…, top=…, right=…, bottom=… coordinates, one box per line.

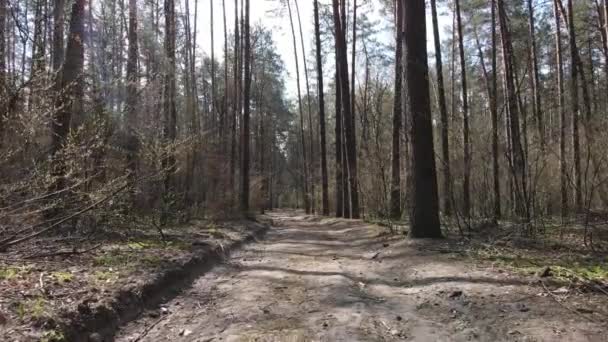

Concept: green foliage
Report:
left=16, top=297, right=50, bottom=321
left=472, top=248, right=608, bottom=282
left=0, top=265, right=33, bottom=281
left=50, top=271, right=74, bottom=284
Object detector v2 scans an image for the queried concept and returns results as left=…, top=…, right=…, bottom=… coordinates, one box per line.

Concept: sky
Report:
left=195, top=0, right=450, bottom=98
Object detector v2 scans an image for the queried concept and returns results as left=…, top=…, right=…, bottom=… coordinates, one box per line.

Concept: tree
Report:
left=125, top=0, right=139, bottom=190
left=294, top=0, right=315, bottom=213
left=286, top=0, right=310, bottom=214
left=314, top=0, right=329, bottom=216
left=566, top=0, right=582, bottom=213
left=491, top=0, right=501, bottom=220
left=498, top=0, right=528, bottom=219
left=162, top=0, right=177, bottom=220
left=554, top=0, right=568, bottom=219
left=51, top=0, right=86, bottom=157
left=527, top=0, right=544, bottom=147
left=0, top=0, right=6, bottom=137
left=431, top=0, right=451, bottom=216
left=332, top=0, right=360, bottom=219
left=230, top=0, right=240, bottom=201
left=390, top=0, right=403, bottom=219
left=404, top=0, right=442, bottom=238
left=455, top=0, right=471, bottom=219
left=240, top=0, right=251, bottom=212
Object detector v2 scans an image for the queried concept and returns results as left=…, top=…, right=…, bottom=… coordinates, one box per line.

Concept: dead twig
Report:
left=24, top=244, right=103, bottom=259
left=540, top=280, right=599, bottom=323
left=133, top=316, right=166, bottom=342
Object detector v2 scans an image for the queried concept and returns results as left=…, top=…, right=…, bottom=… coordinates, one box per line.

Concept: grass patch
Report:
left=16, top=297, right=50, bottom=321
left=470, top=247, right=608, bottom=281
left=0, top=265, right=33, bottom=281
left=50, top=271, right=74, bottom=284
left=126, top=239, right=189, bottom=251
left=93, top=269, right=119, bottom=283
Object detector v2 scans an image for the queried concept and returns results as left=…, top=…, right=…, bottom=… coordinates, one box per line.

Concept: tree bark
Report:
left=431, top=0, right=451, bottom=217
left=455, top=0, right=471, bottom=219
left=229, top=0, right=239, bottom=203
left=566, top=0, right=582, bottom=213
left=554, top=0, right=568, bottom=219
left=125, top=0, right=138, bottom=192
left=0, top=0, right=6, bottom=139
left=294, top=0, right=315, bottom=213
left=332, top=0, right=359, bottom=218
left=287, top=0, right=310, bottom=214
left=491, top=0, right=501, bottom=220
left=162, top=0, right=177, bottom=221
left=51, top=0, right=86, bottom=156
left=403, top=0, right=442, bottom=238
left=498, top=0, right=528, bottom=219
left=390, top=0, right=403, bottom=219
left=314, top=0, right=329, bottom=216
left=527, top=0, right=544, bottom=148
left=240, top=0, right=251, bottom=212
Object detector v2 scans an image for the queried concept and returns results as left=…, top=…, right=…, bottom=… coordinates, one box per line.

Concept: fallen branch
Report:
left=24, top=244, right=103, bottom=259
left=133, top=316, right=166, bottom=342
left=0, top=182, right=129, bottom=251
left=540, top=280, right=599, bottom=323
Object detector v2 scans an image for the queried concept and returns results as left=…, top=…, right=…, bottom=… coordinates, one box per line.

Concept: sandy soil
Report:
left=116, top=210, right=607, bottom=342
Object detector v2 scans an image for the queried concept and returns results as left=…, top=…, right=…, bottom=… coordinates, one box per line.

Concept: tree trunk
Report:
left=403, top=0, right=442, bottom=238
left=332, top=0, right=359, bottom=218
left=491, top=0, right=501, bottom=220
left=222, top=0, right=228, bottom=150
left=294, top=0, right=315, bottom=213
left=0, top=0, right=6, bottom=139
left=390, top=0, right=403, bottom=219
left=431, top=0, right=451, bottom=217
left=230, top=0, right=239, bottom=203
left=125, top=0, right=138, bottom=194
left=49, top=0, right=85, bottom=201
left=554, top=0, right=568, bottom=219
left=287, top=0, right=310, bottom=214
left=566, top=0, right=582, bottom=213
left=240, top=0, right=251, bottom=212
left=51, top=0, right=86, bottom=156
left=335, top=66, right=344, bottom=217
left=498, top=0, right=528, bottom=219
left=314, top=0, right=329, bottom=216
left=527, top=0, right=544, bottom=148
left=455, top=0, right=471, bottom=219
left=162, top=0, right=177, bottom=221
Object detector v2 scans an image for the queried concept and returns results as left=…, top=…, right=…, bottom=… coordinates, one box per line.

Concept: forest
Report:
left=1, top=0, right=608, bottom=340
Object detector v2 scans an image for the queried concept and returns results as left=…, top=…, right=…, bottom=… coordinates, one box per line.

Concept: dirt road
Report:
left=116, top=210, right=605, bottom=341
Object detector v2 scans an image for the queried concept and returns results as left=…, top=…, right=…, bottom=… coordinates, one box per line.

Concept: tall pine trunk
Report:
left=240, top=0, right=251, bottom=212
left=554, top=0, right=568, bottom=219
left=491, top=0, right=501, bottom=219
left=332, top=0, right=359, bottom=218
left=294, top=0, right=315, bottom=213
left=498, top=0, right=528, bottom=220
left=286, top=0, right=310, bottom=214
left=390, top=0, right=403, bottom=219
left=314, top=0, right=329, bottom=216
left=431, top=0, right=451, bottom=217
left=404, top=0, right=442, bottom=238
left=455, top=0, right=471, bottom=219
left=125, top=0, right=139, bottom=194
left=566, top=0, right=582, bottom=213
left=162, top=0, right=177, bottom=222
left=527, top=0, right=544, bottom=147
